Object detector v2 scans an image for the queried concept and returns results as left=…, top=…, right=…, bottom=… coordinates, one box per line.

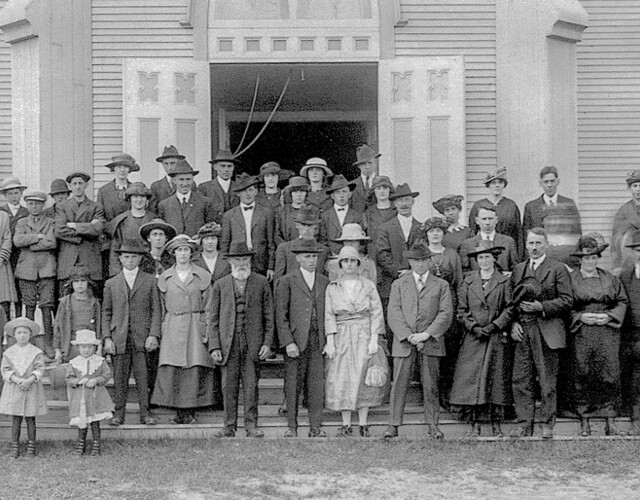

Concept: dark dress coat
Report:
left=54, top=197, right=105, bottom=281
left=460, top=233, right=519, bottom=274
left=276, top=269, right=329, bottom=352
left=363, top=204, right=396, bottom=264
left=612, top=200, right=640, bottom=270
left=522, top=194, right=581, bottom=234
left=568, top=269, right=627, bottom=417
left=53, top=294, right=102, bottom=360
left=469, top=197, right=524, bottom=258
left=149, top=177, right=174, bottom=215
left=101, top=270, right=162, bottom=354
left=349, top=177, right=373, bottom=214
left=0, top=204, right=29, bottom=274
left=97, top=180, right=130, bottom=222
left=13, top=214, right=57, bottom=280
left=375, top=217, right=421, bottom=299
left=158, top=192, right=217, bottom=237
left=106, top=210, right=156, bottom=277
left=256, top=189, right=282, bottom=212
left=274, top=204, right=302, bottom=246
left=192, top=254, right=231, bottom=285
left=306, top=190, right=332, bottom=212
left=207, top=272, right=275, bottom=365
left=387, top=272, right=453, bottom=358
left=450, top=270, right=514, bottom=407
left=443, top=225, right=473, bottom=254
left=319, top=207, right=364, bottom=255
left=197, top=177, right=239, bottom=222
left=619, top=266, right=640, bottom=415
left=220, top=204, right=275, bottom=275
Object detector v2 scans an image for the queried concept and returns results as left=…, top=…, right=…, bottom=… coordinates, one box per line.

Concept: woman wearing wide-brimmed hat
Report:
left=193, top=222, right=230, bottom=285
left=433, top=194, right=472, bottom=253
left=363, top=176, right=396, bottom=263
left=256, top=161, right=293, bottom=212
left=612, top=170, right=640, bottom=271
left=567, top=235, right=628, bottom=436
left=139, top=219, right=177, bottom=278
left=151, top=235, right=216, bottom=424
left=300, top=157, right=333, bottom=212
left=106, top=182, right=156, bottom=277
left=468, top=167, right=524, bottom=258
left=325, top=223, right=376, bottom=282
left=450, top=242, right=514, bottom=437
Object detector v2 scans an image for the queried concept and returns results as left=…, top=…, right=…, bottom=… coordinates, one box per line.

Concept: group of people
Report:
left=2, top=141, right=640, bottom=458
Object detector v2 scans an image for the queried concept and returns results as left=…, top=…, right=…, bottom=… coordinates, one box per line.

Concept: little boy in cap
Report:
left=13, top=191, right=57, bottom=357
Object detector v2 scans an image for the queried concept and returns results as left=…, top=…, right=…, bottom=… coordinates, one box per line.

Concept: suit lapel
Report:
left=468, top=273, right=486, bottom=303
left=131, top=272, right=145, bottom=298
left=293, top=269, right=312, bottom=297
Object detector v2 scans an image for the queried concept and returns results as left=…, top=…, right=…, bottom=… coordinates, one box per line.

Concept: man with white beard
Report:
left=208, top=242, right=274, bottom=438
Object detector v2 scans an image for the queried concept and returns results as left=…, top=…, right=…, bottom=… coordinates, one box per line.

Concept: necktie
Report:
left=530, top=260, right=536, bottom=274
left=549, top=200, right=555, bottom=208
left=417, top=276, right=425, bottom=292
left=337, top=208, right=346, bottom=212
left=180, top=198, right=187, bottom=210
left=243, top=205, right=253, bottom=211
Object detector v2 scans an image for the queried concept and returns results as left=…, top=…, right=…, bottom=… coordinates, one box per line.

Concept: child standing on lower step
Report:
left=66, top=329, right=114, bottom=456
left=0, top=317, right=48, bottom=458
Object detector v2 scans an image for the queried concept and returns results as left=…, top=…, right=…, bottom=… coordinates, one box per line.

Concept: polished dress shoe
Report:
left=109, top=416, right=123, bottom=427
left=427, top=425, right=444, bottom=440
left=580, top=418, right=591, bottom=437
left=383, top=425, right=398, bottom=439
left=309, top=427, right=327, bottom=438
left=541, top=424, right=554, bottom=439
left=337, top=425, right=353, bottom=437
left=246, top=428, right=265, bottom=438
left=284, top=428, right=297, bottom=438
left=359, top=425, right=370, bottom=438
left=215, top=427, right=235, bottom=438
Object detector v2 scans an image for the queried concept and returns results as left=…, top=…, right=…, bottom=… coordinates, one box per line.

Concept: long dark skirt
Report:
left=151, top=365, right=217, bottom=409
left=450, top=331, right=513, bottom=421
left=570, top=325, right=620, bottom=418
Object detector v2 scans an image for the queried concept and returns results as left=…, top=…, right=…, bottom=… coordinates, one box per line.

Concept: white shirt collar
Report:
left=300, top=267, right=315, bottom=289
left=530, top=254, right=547, bottom=268
left=218, top=177, right=231, bottom=192
left=635, top=262, right=640, bottom=280
left=480, top=230, right=496, bottom=241
left=413, top=271, right=429, bottom=285
left=334, top=203, right=348, bottom=212
left=123, top=267, right=139, bottom=287
left=177, top=192, right=190, bottom=203
left=543, top=193, right=559, bottom=206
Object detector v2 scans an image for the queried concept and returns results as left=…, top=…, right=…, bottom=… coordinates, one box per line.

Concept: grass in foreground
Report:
left=2, top=439, right=640, bottom=499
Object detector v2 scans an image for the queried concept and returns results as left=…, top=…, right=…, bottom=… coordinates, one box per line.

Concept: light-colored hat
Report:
left=71, top=329, right=101, bottom=346
left=4, top=317, right=42, bottom=338
left=300, top=157, right=333, bottom=177
left=0, top=177, right=27, bottom=192
left=164, top=234, right=198, bottom=254
left=105, top=153, right=140, bottom=172
left=336, top=245, right=362, bottom=265
left=333, top=223, right=369, bottom=242
left=484, top=167, right=508, bottom=187
left=23, top=190, right=48, bottom=203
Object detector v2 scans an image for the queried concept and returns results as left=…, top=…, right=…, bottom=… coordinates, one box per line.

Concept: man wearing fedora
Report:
left=43, top=179, right=71, bottom=219
left=102, top=240, right=161, bottom=426
left=208, top=242, right=274, bottom=438
left=612, top=170, right=640, bottom=272
left=509, top=227, right=572, bottom=439
left=157, top=159, right=217, bottom=237
left=350, top=144, right=380, bottom=213
left=433, top=194, right=472, bottom=254
left=198, top=150, right=240, bottom=222
left=13, top=191, right=57, bottom=357
left=319, top=174, right=364, bottom=255
left=275, top=176, right=310, bottom=245
left=55, top=172, right=105, bottom=296
left=150, top=145, right=186, bottom=214
left=220, top=174, right=275, bottom=280
left=460, top=205, right=519, bottom=274
left=276, top=239, right=330, bottom=437
left=0, top=177, right=29, bottom=315
left=384, top=242, right=453, bottom=439
left=274, top=204, right=329, bottom=282
left=300, top=157, right=333, bottom=212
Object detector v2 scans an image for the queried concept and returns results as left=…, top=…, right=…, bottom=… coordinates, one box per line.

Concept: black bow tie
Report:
left=336, top=208, right=346, bottom=212
left=243, top=205, right=254, bottom=211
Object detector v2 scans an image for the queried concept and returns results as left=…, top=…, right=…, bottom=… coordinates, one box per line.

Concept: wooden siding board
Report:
left=0, top=0, right=11, bottom=179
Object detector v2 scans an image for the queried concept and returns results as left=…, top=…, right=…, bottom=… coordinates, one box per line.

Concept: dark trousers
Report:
left=284, top=339, right=324, bottom=430
left=221, top=333, right=260, bottom=431
left=113, top=340, right=150, bottom=421
left=20, top=278, right=55, bottom=356
left=512, top=321, right=559, bottom=427
left=389, top=347, right=441, bottom=425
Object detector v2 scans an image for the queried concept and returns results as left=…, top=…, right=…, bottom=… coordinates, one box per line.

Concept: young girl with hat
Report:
left=66, top=329, right=114, bottom=456
left=0, top=317, right=48, bottom=458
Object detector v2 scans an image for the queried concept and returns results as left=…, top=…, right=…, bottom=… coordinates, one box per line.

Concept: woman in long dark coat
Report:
left=450, top=242, right=513, bottom=437
left=569, top=236, right=628, bottom=436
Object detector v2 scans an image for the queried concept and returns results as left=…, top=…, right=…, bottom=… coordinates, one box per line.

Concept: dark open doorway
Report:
left=228, top=121, right=369, bottom=179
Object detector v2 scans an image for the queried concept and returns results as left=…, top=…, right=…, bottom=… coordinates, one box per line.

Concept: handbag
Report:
left=364, top=349, right=389, bottom=388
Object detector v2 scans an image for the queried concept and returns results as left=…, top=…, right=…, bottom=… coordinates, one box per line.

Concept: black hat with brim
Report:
left=389, top=183, right=419, bottom=200
left=66, top=171, right=91, bottom=183
left=225, top=242, right=255, bottom=258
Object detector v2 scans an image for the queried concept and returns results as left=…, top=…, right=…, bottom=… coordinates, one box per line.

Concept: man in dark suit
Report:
left=102, top=240, right=162, bottom=426
left=349, top=144, right=380, bottom=213
left=319, top=175, right=364, bottom=255
left=522, top=166, right=582, bottom=267
left=276, top=239, right=330, bottom=438
left=384, top=242, right=453, bottom=439
left=157, top=159, right=217, bottom=236
left=198, top=150, right=240, bottom=222
left=220, top=174, right=275, bottom=280
left=55, top=171, right=105, bottom=295
left=510, top=227, right=573, bottom=439
left=149, top=145, right=185, bottom=214
left=460, top=205, right=519, bottom=273
left=209, top=242, right=274, bottom=438
left=275, top=204, right=329, bottom=282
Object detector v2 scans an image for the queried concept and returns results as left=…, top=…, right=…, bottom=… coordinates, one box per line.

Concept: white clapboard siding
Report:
left=395, top=0, right=496, bottom=215
left=92, top=0, right=193, bottom=194
left=577, top=0, right=640, bottom=267
left=0, top=0, right=11, bottom=180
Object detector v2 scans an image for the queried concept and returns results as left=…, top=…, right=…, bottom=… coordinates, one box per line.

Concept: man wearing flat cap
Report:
left=157, top=159, right=217, bottom=237
left=220, top=174, right=275, bottom=280
left=198, top=150, right=240, bottom=222
left=150, top=145, right=186, bottom=213
left=509, top=227, right=572, bottom=439
left=612, top=170, right=640, bottom=271
left=384, top=242, right=453, bottom=440
left=350, top=145, right=380, bottom=213
left=55, top=172, right=105, bottom=296
left=13, top=191, right=57, bottom=357
left=319, top=175, right=364, bottom=255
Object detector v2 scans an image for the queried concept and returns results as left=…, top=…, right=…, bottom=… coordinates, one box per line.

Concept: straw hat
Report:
left=333, top=223, right=369, bottom=242
left=300, top=157, right=333, bottom=177
left=4, top=317, right=42, bottom=338
left=71, top=329, right=101, bottom=346
left=0, top=177, right=27, bottom=192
